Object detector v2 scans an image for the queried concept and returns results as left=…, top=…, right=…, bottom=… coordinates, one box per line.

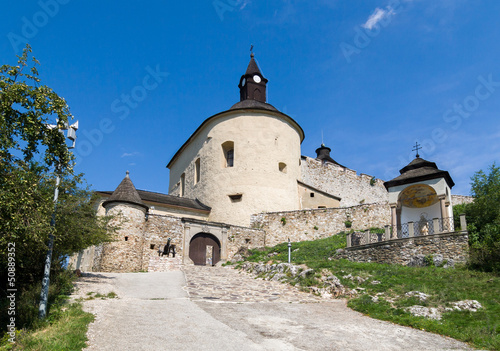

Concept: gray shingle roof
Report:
left=98, top=188, right=211, bottom=212
left=384, top=157, right=455, bottom=189
left=101, top=171, right=149, bottom=210
left=230, top=99, right=278, bottom=111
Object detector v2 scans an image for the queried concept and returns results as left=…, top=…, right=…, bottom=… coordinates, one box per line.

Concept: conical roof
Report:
left=245, top=53, right=262, bottom=76
left=102, top=171, right=149, bottom=210
left=384, top=157, right=454, bottom=190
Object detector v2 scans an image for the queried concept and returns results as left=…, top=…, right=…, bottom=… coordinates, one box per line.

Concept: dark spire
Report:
left=315, top=144, right=344, bottom=167
left=238, top=52, right=268, bottom=103
left=102, top=171, right=149, bottom=210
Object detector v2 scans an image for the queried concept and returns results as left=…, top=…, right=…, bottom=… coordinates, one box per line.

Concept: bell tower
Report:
left=238, top=53, right=268, bottom=103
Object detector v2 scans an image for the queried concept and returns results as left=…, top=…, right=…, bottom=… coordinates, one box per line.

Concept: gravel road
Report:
left=73, top=267, right=472, bottom=351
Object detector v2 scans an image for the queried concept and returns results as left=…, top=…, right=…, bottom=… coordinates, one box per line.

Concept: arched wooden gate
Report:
left=189, top=233, right=221, bottom=266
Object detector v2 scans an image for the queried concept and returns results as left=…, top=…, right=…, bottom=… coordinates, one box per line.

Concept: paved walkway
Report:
left=75, top=266, right=473, bottom=351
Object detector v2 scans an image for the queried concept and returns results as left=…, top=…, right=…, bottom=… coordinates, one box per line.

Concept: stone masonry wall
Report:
left=226, top=225, right=266, bottom=259
left=451, top=195, right=474, bottom=205
left=251, top=203, right=391, bottom=247
left=301, top=157, right=389, bottom=207
left=99, top=203, right=146, bottom=272
left=337, top=232, right=469, bottom=266
left=141, top=214, right=184, bottom=271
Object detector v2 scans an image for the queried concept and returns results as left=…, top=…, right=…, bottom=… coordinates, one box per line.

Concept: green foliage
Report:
left=370, top=177, right=376, bottom=186
left=344, top=220, right=352, bottom=228
left=0, top=45, right=74, bottom=173
left=0, top=46, right=116, bottom=334
left=459, top=163, right=500, bottom=272
left=280, top=217, right=286, bottom=225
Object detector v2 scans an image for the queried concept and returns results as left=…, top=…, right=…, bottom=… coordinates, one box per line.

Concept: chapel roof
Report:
left=102, top=171, right=149, bottom=210
left=384, top=157, right=455, bottom=189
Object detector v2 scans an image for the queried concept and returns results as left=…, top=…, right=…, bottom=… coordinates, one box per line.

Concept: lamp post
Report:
left=288, top=238, right=292, bottom=263
left=38, top=120, right=78, bottom=319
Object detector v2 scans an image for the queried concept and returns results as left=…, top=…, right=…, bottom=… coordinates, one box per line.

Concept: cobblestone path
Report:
left=182, top=265, right=322, bottom=303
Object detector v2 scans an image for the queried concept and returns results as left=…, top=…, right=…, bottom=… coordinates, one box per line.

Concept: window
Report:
left=222, top=141, right=234, bottom=168
left=150, top=244, right=155, bottom=250
left=229, top=194, right=242, bottom=202
left=310, top=193, right=315, bottom=197
left=226, top=149, right=234, bottom=167
left=180, top=173, right=185, bottom=197
left=194, top=158, right=201, bottom=184
left=124, top=236, right=128, bottom=241
left=279, top=162, right=287, bottom=173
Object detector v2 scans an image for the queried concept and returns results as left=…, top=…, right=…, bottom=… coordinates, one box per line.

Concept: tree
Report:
left=0, top=45, right=115, bottom=330
left=459, top=163, right=500, bottom=272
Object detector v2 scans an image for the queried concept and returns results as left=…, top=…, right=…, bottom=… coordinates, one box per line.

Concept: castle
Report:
left=71, top=54, right=470, bottom=272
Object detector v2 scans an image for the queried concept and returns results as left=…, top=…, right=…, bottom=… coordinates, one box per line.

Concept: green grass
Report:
left=0, top=303, right=94, bottom=351
left=243, top=234, right=500, bottom=351
left=246, top=233, right=347, bottom=263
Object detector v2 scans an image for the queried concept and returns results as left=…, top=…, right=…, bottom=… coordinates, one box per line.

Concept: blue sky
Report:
left=1, top=0, right=499, bottom=196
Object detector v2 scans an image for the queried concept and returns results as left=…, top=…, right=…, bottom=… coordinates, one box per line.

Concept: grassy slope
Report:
left=245, top=234, right=500, bottom=351
left=0, top=303, right=94, bottom=351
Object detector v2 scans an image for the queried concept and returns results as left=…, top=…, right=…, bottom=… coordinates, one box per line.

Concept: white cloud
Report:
left=121, top=152, right=140, bottom=158
left=362, top=6, right=396, bottom=30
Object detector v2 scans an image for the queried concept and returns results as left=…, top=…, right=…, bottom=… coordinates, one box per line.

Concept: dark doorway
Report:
left=189, top=233, right=221, bottom=266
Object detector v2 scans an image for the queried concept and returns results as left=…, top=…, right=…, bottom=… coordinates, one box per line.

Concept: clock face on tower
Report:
left=253, top=75, right=261, bottom=83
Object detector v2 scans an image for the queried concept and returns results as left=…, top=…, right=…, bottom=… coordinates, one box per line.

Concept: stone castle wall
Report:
left=141, top=214, right=185, bottom=271
left=301, top=157, right=389, bottom=207
left=451, top=195, right=474, bottom=205
left=226, top=225, right=266, bottom=259
left=337, top=232, right=469, bottom=266
left=250, top=203, right=391, bottom=247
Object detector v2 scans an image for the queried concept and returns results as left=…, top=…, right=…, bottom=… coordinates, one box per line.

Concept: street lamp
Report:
left=288, top=238, right=292, bottom=264
left=38, top=120, right=78, bottom=319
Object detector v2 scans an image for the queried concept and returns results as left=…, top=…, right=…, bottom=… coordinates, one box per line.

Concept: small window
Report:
left=278, top=162, right=287, bottom=173
left=194, top=158, right=201, bottom=184
left=124, top=236, right=128, bottom=241
left=226, top=149, right=234, bottom=167
left=229, top=194, right=242, bottom=202
left=180, top=173, right=185, bottom=197
left=310, top=193, right=315, bottom=198
left=222, top=141, right=234, bottom=168
left=318, top=206, right=326, bottom=209
left=150, top=244, right=155, bottom=250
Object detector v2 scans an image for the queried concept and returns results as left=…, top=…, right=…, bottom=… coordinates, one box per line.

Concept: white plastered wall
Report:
left=168, top=110, right=302, bottom=226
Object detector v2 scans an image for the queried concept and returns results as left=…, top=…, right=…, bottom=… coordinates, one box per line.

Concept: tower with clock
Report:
left=238, top=53, right=268, bottom=103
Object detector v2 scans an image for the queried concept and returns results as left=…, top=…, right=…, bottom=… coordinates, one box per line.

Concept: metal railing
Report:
left=346, top=216, right=462, bottom=248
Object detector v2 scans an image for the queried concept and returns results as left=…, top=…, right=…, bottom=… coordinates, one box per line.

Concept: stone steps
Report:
left=148, top=255, right=183, bottom=272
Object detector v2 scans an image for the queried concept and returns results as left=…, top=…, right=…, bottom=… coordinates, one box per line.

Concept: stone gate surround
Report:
left=182, top=218, right=229, bottom=265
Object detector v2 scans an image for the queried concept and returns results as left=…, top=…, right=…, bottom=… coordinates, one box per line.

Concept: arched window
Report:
left=194, top=158, right=201, bottom=184
left=279, top=162, right=287, bottom=173
left=221, top=141, right=234, bottom=168
left=180, top=173, right=185, bottom=197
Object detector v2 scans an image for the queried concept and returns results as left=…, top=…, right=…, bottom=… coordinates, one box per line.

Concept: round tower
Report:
left=167, top=54, right=304, bottom=226
left=99, top=171, right=149, bottom=272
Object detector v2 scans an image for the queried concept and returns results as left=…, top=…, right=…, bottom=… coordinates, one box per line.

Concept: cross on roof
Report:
left=412, top=142, right=422, bottom=158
